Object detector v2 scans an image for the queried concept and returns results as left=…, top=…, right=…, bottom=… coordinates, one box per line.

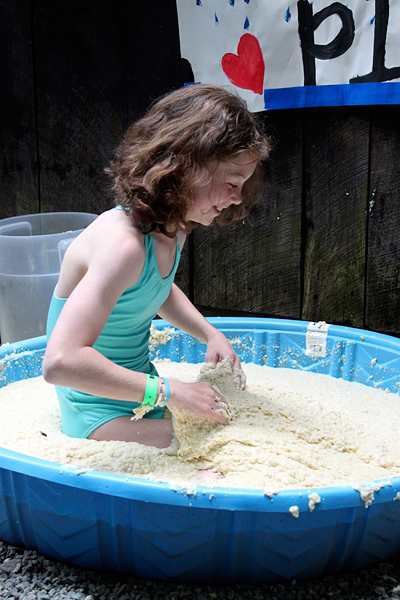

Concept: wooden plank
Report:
left=0, top=0, right=38, bottom=220
left=301, top=106, right=370, bottom=328
left=125, top=0, right=193, bottom=119
left=366, top=105, right=400, bottom=334
left=31, top=0, right=191, bottom=216
left=193, top=109, right=303, bottom=318
left=31, top=0, right=129, bottom=215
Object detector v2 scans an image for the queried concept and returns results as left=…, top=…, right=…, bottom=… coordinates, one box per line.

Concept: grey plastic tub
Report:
left=0, top=212, right=97, bottom=343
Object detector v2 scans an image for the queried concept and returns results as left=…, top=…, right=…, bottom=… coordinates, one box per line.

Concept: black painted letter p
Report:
left=297, top=0, right=355, bottom=86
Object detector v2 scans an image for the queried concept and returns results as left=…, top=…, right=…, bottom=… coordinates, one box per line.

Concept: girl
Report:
left=42, top=84, right=271, bottom=449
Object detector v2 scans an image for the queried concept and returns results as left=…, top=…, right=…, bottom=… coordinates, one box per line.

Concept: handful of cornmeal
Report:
left=1, top=358, right=400, bottom=493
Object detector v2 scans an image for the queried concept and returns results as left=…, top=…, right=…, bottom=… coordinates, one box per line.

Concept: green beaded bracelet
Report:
left=142, top=374, right=159, bottom=406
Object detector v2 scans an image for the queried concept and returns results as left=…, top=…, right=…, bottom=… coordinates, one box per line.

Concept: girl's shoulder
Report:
left=85, top=209, right=146, bottom=287
left=95, top=207, right=143, bottom=247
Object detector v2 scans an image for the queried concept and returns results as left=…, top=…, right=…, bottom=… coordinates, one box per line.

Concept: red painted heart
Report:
left=221, top=33, right=265, bottom=95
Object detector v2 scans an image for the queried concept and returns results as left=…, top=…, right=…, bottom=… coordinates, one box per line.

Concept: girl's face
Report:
left=185, top=151, right=259, bottom=226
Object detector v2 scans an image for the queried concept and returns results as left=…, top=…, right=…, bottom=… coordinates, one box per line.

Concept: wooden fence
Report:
left=2, top=0, right=400, bottom=336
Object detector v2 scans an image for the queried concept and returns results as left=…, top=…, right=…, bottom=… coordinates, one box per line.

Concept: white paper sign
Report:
left=176, top=0, right=400, bottom=112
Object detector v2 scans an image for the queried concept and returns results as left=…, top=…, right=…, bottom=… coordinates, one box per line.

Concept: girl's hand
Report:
left=167, top=380, right=230, bottom=425
left=204, top=329, right=246, bottom=389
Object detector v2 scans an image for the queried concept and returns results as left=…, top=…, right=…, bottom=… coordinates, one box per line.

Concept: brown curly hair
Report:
left=106, top=84, right=271, bottom=236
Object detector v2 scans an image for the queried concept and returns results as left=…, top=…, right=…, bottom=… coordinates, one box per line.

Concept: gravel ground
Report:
left=2, top=541, right=400, bottom=600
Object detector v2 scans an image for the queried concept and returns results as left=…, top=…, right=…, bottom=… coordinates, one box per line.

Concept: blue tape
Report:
left=264, top=82, right=400, bottom=110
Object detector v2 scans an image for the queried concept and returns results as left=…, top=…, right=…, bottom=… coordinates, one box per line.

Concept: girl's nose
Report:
left=229, top=189, right=243, bottom=205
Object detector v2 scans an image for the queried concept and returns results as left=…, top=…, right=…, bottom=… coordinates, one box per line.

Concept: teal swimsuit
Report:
left=46, top=212, right=181, bottom=439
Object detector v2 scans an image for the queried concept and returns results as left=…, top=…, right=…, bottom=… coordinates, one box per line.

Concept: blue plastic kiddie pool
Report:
left=1, top=317, right=400, bottom=583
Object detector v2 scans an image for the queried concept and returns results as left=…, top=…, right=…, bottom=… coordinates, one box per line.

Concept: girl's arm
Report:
left=43, top=234, right=149, bottom=402
left=157, top=283, right=245, bottom=378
